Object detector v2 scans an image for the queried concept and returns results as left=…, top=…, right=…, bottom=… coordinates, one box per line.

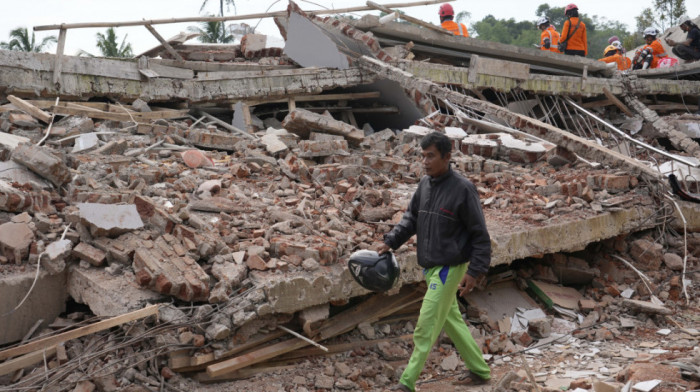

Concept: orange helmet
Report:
left=564, top=3, right=578, bottom=14
left=439, top=4, right=454, bottom=17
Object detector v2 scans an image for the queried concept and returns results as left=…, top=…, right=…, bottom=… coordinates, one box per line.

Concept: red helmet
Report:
left=439, top=4, right=454, bottom=17
left=564, top=3, right=578, bottom=13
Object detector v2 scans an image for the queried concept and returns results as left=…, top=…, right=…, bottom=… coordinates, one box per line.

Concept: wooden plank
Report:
left=136, top=31, right=200, bottom=58
left=313, top=286, right=422, bottom=341
left=206, top=337, right=308, bottom=377
left=144, top=24, right=185, bottom=63
left=34, top=1, right=451, bottom=31
left=366, top=1, right=452, bottom=35
left=207, top=287, right=421, bottom=377
left=197, top=363, right=297, bottom=383
left=50, top=105, right=188, bottom=122
left=52, top=28, right=66, bottom=86
left=0, top=304, right=159, bottom=361
left=602, top=87, right=634, bottom=117
left=7, top=95, right=52, bottom=123
left=0, top=346, right=56, bottom=376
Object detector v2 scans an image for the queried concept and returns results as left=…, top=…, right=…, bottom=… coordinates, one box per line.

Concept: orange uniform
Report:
left=540, top=25, right=561, bottom=53
left=560, top=17, right=588, bottom=55
left=639, top=39, right=667, bottom=68
left=441, top=20, right=469, bottom=37
left=598, top=53, right=631, bottom=70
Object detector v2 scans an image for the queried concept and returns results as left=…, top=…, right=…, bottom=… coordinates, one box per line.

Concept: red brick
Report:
left=72, top=242, right=106, bottom=266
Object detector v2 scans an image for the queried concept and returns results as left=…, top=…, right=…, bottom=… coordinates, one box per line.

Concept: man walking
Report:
left=377, top=132, right=491, bottom=391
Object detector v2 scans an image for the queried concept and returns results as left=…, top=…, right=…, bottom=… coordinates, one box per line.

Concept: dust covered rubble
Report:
left=0, top=98, right=698, bottom=391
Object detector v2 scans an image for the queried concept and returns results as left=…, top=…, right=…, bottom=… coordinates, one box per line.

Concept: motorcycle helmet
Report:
left=348, top=250, right=399, bottom=292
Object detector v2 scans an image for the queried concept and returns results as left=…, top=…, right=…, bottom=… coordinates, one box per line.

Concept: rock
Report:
left=0, top=221, right=34, bottom=264
left=314, top=374, right=335, bottom=390
left=440, top=352, right=460, bottom=371
left=528, top=318, right=551, bottom=338
left=629, top=239, right=663, bottom=271
left=181, top=149, right=213, bottom=168
left=41, top=239, right=72, bottom=274
left=357, top=322, right=375, bottom=339
left=376, top=341, right=409, bottom=360
left=211, top=260, right=247, bottom=286
left=662, top=253, right=684, bottom=271
left=194, top=180, right=222, bottom=199
left=622, top=299, right=673, bottom=315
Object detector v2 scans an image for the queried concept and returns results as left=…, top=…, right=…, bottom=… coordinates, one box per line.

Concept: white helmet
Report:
left=643, top=27, right=658, bottom=37
left=611, top=40, right=623, bottom=50
left=679, top=15, right=692, bottom=25
left=536, top=16, right=549, bottom=26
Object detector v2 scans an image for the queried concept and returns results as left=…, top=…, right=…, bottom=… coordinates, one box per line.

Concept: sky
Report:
left=1, top=0, right=699, bottom=56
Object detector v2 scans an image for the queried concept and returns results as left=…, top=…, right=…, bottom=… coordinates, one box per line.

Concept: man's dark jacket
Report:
left=383, top=167, right=491, bottom=278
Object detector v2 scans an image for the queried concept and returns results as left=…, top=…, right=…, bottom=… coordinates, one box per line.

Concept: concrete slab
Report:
left=0, top=270, right=67, bottom=344
left=258, top=204, right=657, bottom=315
left=67, top=265, right=162, bottom=317
left=77, top=203, right=144, bottom=237
left=284, top=12, right=350, bottom=69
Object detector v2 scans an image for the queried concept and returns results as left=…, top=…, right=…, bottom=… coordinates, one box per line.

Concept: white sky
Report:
left=2, top=0, right=699, bottom=56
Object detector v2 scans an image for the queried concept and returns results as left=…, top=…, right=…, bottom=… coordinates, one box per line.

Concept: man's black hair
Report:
left=440, top=15, right=454, bottom=22
left=420, top=132, right=452, bottom=158
left=566, top=9, right=579, bottom=17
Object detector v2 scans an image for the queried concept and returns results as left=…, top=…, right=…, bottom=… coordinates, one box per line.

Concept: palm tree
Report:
left=80, top=28, right=133, bottom=58
left=0, top=27, right=56, bottom=52
left=200, top=0, right=236, bottom=17
left=195, top=1, right=237, bottom=44
left=188, top=20, right=234, bottom=44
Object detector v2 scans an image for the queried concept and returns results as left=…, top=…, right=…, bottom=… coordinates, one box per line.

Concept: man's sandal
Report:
left=452, top=370, right=490, bottom=386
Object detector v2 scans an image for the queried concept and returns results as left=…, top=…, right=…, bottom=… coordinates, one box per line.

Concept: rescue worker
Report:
left=665, top=15, right=700, bottom=62
left=536, top=16, right=561, bottom=53
left=559, top=3, right=588, bottom=56
left=633, top=27, right=667, bottom=69
left=439, top=3, right=469, bottom=37
left=610, top=37, right=626, bottom=56
left=598, top=44, right=631, bottom=71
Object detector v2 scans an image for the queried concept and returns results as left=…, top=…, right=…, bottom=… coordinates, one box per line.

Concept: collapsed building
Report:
left=0, top=1, right=698, bottom=391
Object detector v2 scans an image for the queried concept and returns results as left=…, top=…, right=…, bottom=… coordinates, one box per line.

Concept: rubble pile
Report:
left=0, top=1, right=699, bottom=391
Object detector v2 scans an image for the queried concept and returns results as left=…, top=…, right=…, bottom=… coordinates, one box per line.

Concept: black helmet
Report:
left=348, top=250, right=399, bottom=292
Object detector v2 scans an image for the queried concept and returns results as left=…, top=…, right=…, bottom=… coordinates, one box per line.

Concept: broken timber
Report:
left=357, top=56, right=660, bottom=179
left=206, top=287, right=422, bottom=377
left=0, top=304, right=159, bottom=361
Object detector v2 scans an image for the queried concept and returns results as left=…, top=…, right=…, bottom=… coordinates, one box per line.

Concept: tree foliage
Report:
left=80, top=28, right=133, bottom=58
left=0, top=27, right=56, bottom=52
left=636, top=0, right=686, bottom=33
left=188, top=20, right=234, bottom=44
left=200, top=0, right=236, bottom=17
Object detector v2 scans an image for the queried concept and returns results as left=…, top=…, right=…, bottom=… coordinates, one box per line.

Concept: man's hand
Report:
left=376, top=243, right=390, bottom=254
left=458, top=273, right=477, bottom=297
left=666, top=38, right=675, bottom=46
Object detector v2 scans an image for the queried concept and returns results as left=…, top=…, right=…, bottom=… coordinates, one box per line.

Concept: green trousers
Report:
left=399, top=263, right=490, bottom=391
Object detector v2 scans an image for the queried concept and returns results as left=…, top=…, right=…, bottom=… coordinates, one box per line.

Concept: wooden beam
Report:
left=0, top=304, right=159, bottom=361
left=50, top=104, right=189, bottom=122
left=194, top=109, right=256, bottom=139
left=144, top=24, right=185, bottom=63
left=602, top=87, right=634, bottom=117
left=366, top=2, right=452, bottom=35
left=52, top=28, right=67, bottom=87
left=34, top=0, right=452, bottom=31
left=7, top=95, right=52, bottom=123
left=0, top=346, right=57, bottom=377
